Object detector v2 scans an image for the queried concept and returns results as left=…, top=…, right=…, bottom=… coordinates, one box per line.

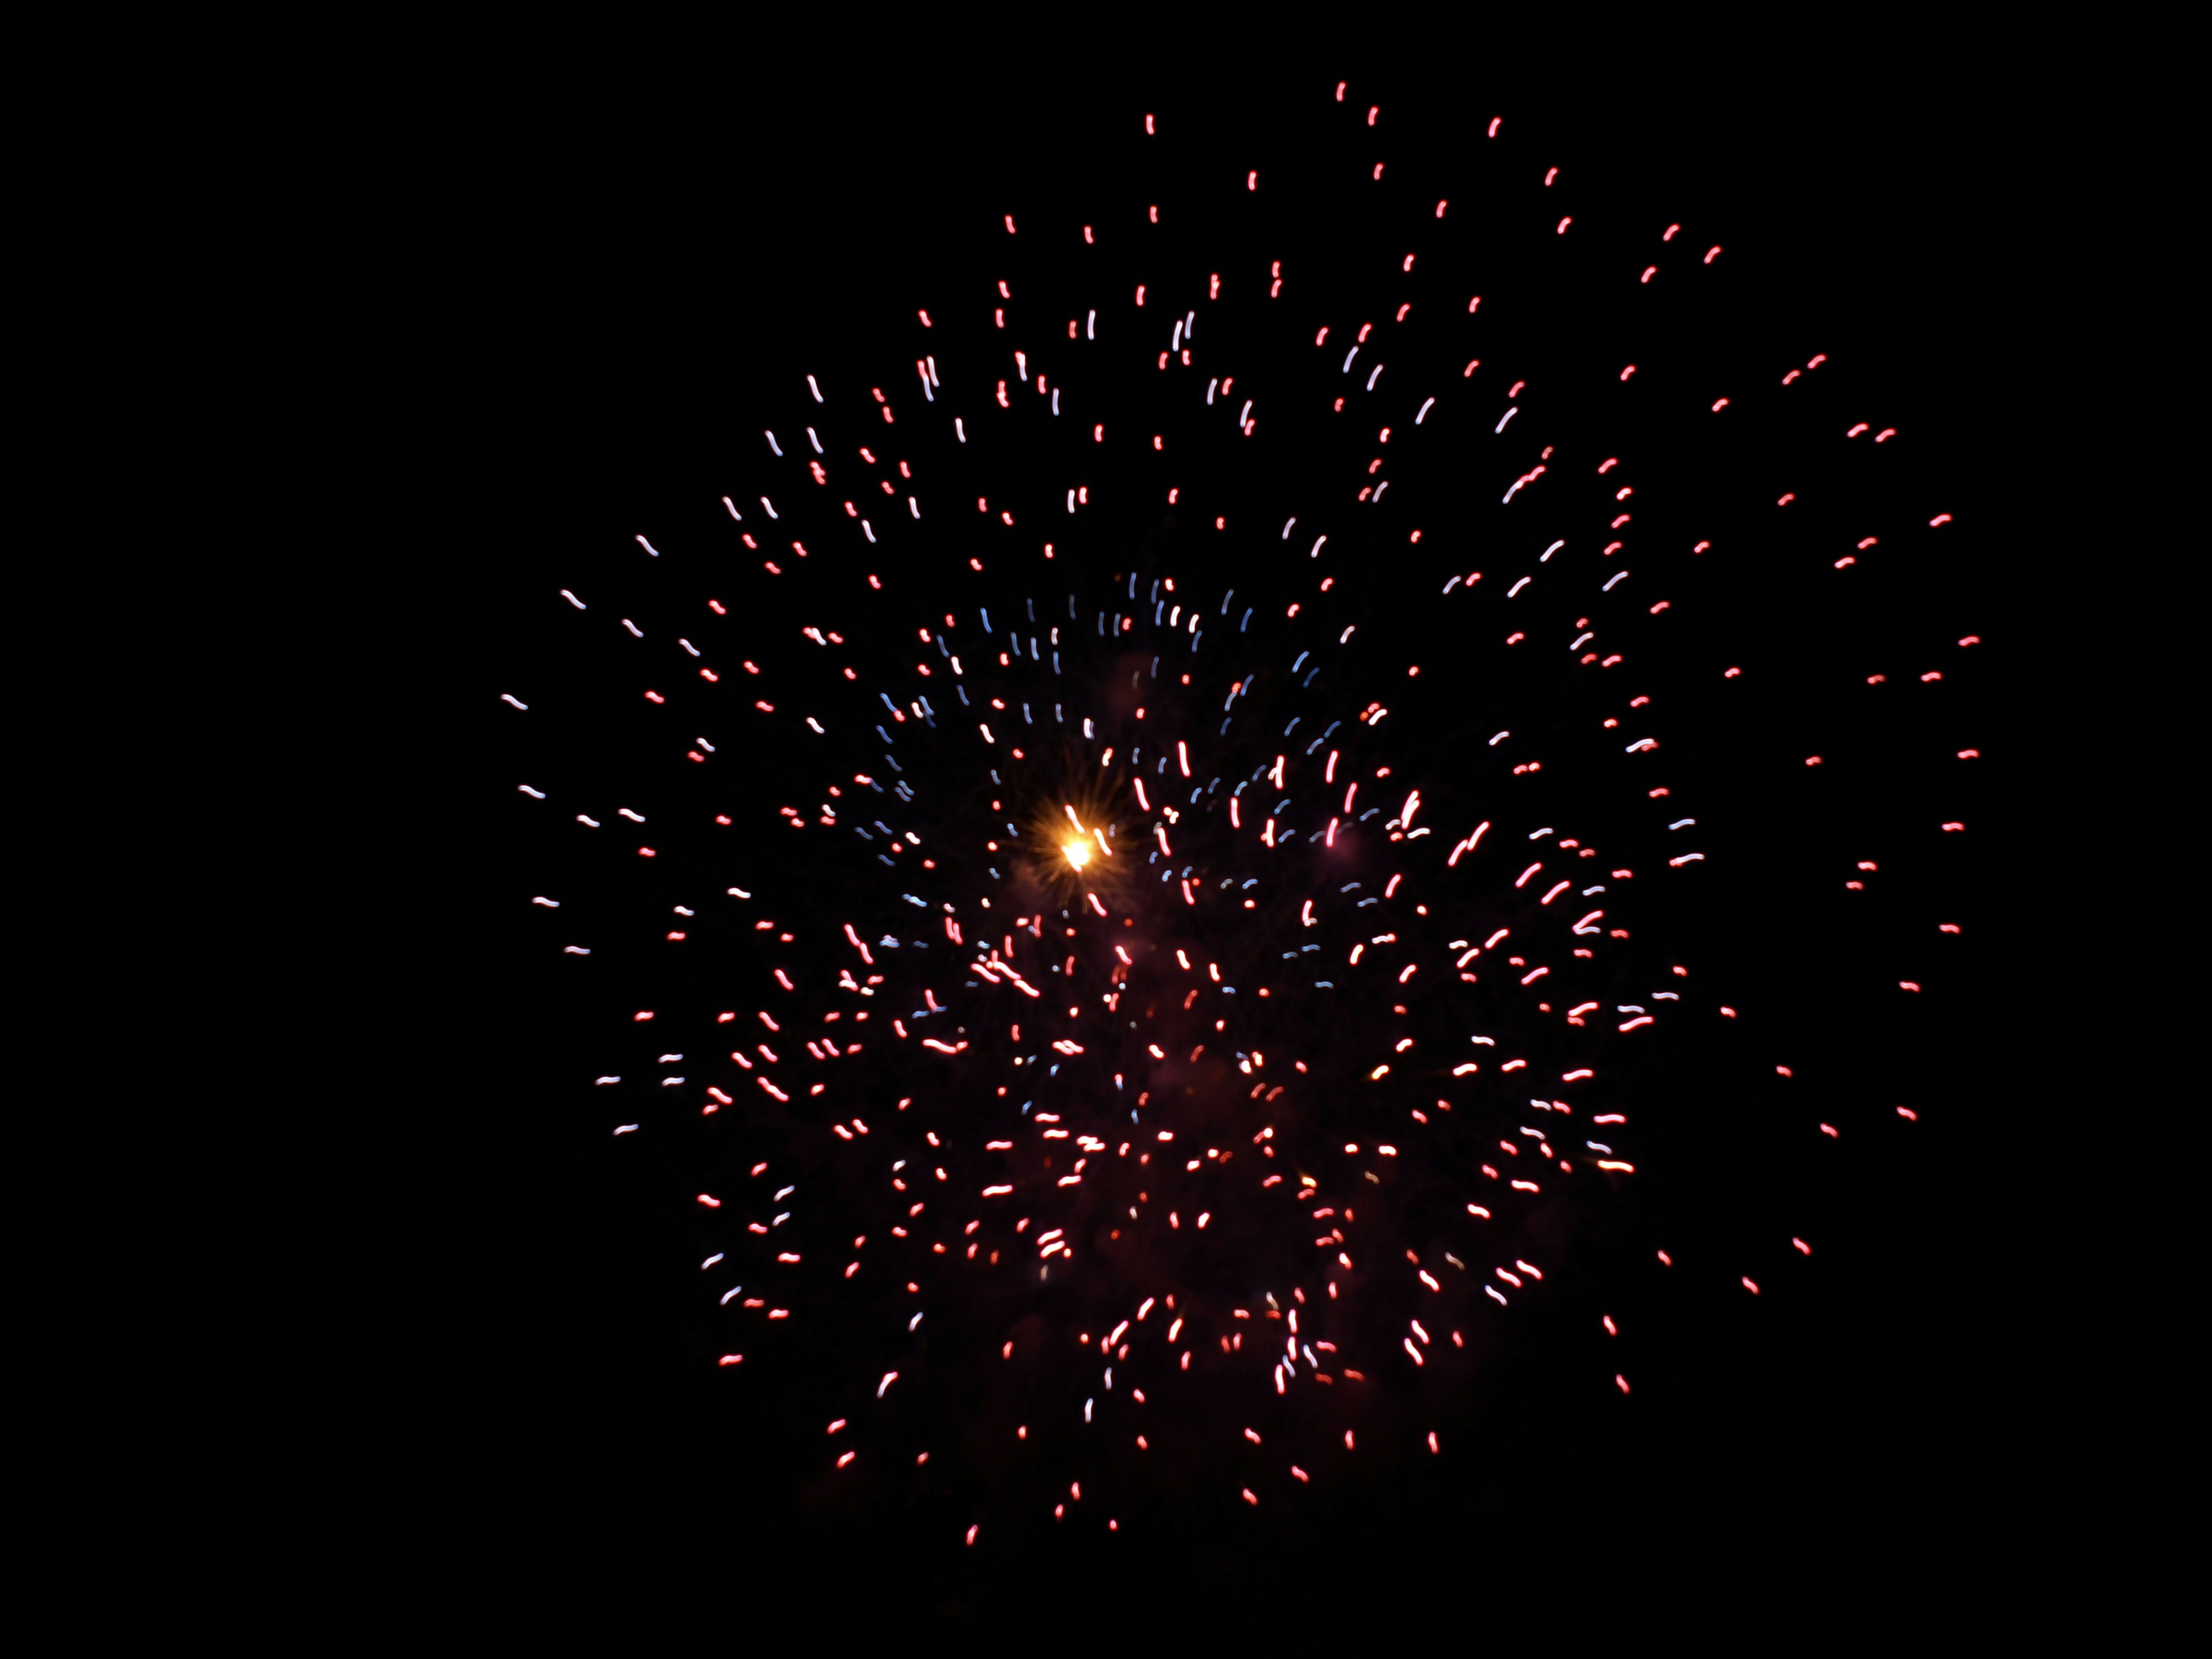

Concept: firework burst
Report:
left=488, top=78, right=1987, bottom=1554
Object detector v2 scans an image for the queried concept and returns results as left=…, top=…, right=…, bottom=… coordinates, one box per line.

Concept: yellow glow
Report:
left=1063, top=838, right=1093, bottom=870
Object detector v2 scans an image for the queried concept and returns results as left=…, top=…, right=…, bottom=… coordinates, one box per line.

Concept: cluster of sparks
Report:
left=500, top=82, right=1979, bottom=1546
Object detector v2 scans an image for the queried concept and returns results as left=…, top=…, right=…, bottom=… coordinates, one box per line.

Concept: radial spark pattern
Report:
left=494, top=84, right=1983, bottom=1546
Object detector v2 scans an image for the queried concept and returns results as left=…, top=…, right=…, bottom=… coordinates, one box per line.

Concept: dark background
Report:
left=339, top=26, right=2129, bottom=1637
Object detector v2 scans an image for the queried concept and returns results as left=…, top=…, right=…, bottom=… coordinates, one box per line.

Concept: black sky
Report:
left=345, top=29, right=2123, bottom=1638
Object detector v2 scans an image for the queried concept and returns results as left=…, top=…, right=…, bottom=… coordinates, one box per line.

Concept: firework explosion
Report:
left=489, top=82, right=1985, bottom=1552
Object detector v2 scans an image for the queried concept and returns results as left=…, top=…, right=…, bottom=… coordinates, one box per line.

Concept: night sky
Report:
left=351, top=35, right=2123, bottom=1637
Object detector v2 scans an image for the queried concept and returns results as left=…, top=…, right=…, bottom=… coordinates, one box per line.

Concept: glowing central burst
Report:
left=1062, top=837, right=1093, bottom=870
